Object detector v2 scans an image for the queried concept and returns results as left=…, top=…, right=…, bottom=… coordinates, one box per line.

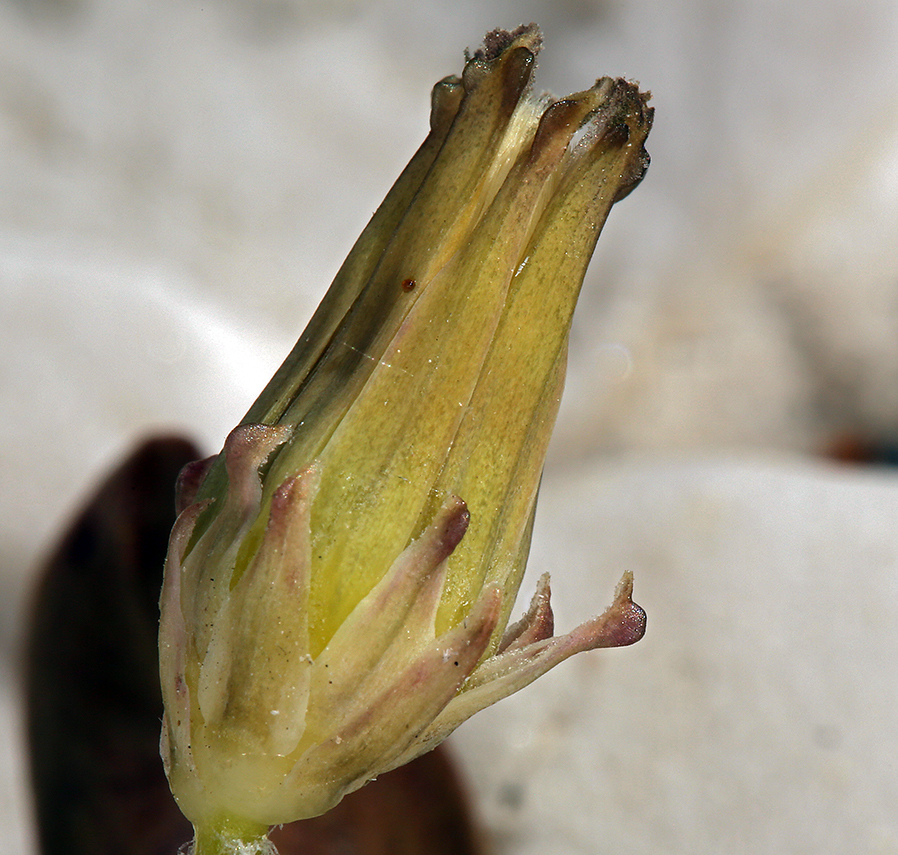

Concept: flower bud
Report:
left=159, top=24, right=651, bottom=851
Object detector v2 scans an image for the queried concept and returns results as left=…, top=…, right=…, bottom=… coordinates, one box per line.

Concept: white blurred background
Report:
left=3, top=1, right=898, bottom=852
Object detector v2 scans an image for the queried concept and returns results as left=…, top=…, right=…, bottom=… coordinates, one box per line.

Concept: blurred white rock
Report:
left=457, top=455, right=898, bottom=854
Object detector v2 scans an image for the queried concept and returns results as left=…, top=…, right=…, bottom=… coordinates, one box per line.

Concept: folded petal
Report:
left=389, top=572, right=645, bottom=765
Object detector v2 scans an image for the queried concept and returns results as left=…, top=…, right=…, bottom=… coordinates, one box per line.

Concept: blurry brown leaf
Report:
left=26, top=437, right=199, bottom=855
left=25, top=437, right=485, bottom=855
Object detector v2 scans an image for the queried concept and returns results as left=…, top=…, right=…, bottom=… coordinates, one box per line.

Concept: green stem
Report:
left=191, top=818, right=274, bottom=855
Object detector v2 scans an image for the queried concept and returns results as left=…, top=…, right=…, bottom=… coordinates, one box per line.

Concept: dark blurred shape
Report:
left=26, top=437, right=199, bottom=855
left=271, top=747, right=482, bottom=855
left=825, top=433, right=898, bottom=467
left=25, top=437, right=484, bottom=855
